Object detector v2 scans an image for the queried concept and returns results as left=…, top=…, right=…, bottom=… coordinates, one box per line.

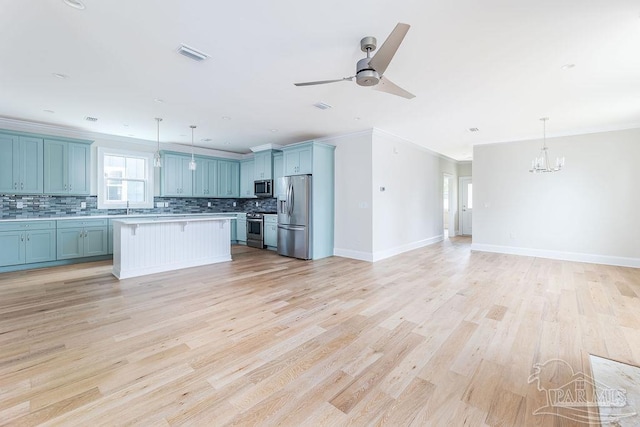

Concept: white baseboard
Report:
left=334, top=235, right=444, bottom=263
left=470, top=243, right=640, bottom=269
left=372, top=235, right=444, bottom=262
left=333, top=248, right=374, bottom=262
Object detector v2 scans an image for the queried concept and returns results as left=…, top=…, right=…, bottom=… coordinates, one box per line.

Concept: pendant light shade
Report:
left=153, top=118, right=163, bottom=168
left=189, top=125, right=197, bottom=171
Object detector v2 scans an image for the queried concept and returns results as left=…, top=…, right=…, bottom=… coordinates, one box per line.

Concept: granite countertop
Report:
left=0, top=212, right=247, bottom=223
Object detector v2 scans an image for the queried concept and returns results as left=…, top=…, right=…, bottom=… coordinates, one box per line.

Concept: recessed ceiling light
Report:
left=43, top=109, right=55, bottom=114
left=85, top=116, right=98, bottom=122
left=221, top=116, right=231, bottom=120
left=270, top=129, right=278, bottom=133
left=313, top=102, right=332, bottom=110
left=63, top=0, right=85, bottom=10
left=154, top=98, right=164, bottom=103
left=467, top=127, right=480, bottom=132
left=52, top=73, right=68, bottom=79
left=561, top=64, right=575, bottom=70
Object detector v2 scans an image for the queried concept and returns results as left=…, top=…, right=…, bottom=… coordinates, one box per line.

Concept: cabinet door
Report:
left=236, top=219, right=247, bottom=242
left=254, top=151, right=273, bottom=180
left=297, top=147, right=312, bottom=174
left=273, top=153, right=284, bottom=197
left=180, top=157, right=195, bottom=196
left=284, top=149, right=299, bottom=176
left=19, top=137, right=44, bottom=194
left=193, top=158, right=208, bottom=197
left=108, top=225, right=113, bottom=255
left=44, top=140, right=68, bottom=194
left=68, top=142, right=90, bottom=195
left=230, top=220, right=237, bottom=242
left=161, top=154, right=181, bottom=196
left=205, top=160, right=218, bottom=197
left=0, top=231, right=25, bottom=267
left=0, top=134, right=18, bottom=193
left=218, top=161, right=239, bottom=197
left=240, top=160, right=254, bottom=198
left=264, top=223, right=277, bottom=247
left=25, top=229, right=56, bottom=263
left=84, top=226, right=108, bottom=256
left=57, top=228, right=83, bottom=259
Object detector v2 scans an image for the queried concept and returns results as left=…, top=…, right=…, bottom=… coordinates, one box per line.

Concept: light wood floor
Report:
left=1, top=238, right=639, bottom=426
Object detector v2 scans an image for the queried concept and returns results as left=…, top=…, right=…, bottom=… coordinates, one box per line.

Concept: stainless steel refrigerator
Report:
left=277, top=175, right=312, bottom=260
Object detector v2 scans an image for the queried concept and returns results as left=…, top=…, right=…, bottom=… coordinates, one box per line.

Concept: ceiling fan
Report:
left=294, top=23, right=415, bottom=99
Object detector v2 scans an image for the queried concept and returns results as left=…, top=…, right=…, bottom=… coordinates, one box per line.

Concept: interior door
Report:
left=460, top=177, right=473, bottom=236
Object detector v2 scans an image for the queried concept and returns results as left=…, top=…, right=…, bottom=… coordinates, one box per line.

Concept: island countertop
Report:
left=112, top=215, right=236, bottom=226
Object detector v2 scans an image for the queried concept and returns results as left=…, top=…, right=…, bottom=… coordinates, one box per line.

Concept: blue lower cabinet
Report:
left=56, top=219, right=108, bottom=260
left=230, top=219, right=237, bottom=242
left=236, top=218, right=247, bottom=243
left=0, top=221, right=56, bottom=267
left=108, top=225, right=113, bottom=255
left=264, top=215, right=277, bottom=249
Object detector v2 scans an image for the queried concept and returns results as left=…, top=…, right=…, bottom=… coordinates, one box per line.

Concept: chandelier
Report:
left=530, top=117, right=564, bottom=173
left=189, top=125, right=197, bottom=170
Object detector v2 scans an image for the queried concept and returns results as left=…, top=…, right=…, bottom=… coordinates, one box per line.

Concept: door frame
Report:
left=459, top=176, right=472, bottom=236
left=443, top=173, right=455, bottom=237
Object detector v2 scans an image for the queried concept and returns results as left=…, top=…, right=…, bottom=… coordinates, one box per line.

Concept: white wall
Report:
left=323, top=131, right=373, bottom=261
left=472, top=127, right=640, bottom=267
left=371, top=130, right=457, bottom=261
left=458, top=161, right=472, bottom=177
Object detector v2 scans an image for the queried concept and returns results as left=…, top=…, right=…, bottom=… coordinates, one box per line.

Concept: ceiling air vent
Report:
left=177, top=44, right=210, bottom=62
left=313, top=102, right=332, bottom=110
left=85, top=116, right=98, bottom=122
left=467, top=127, right=479, bottom=132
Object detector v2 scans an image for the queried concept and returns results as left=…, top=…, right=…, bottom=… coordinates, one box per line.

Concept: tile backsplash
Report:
left=0, top=195, right=277, bottom=219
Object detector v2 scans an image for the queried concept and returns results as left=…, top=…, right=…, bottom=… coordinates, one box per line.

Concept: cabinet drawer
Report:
left=0, top=221, right=55, bottom=232
left=57, top=219, right=108, bottom=229
left=236, top=213, right=247, bottom=220
left=263, top=215, right=277, bottom=224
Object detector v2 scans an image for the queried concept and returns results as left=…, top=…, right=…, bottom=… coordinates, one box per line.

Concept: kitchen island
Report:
left=112, top=215, right=235, bottom=279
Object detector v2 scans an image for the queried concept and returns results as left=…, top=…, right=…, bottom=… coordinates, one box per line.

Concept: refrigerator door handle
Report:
left=278, top=224, right=305, bottom=231
left=289, top=183, right=294, bottom=216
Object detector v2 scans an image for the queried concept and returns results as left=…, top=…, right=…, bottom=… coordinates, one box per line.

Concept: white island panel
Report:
left=112, top=216, right=233, bottom=279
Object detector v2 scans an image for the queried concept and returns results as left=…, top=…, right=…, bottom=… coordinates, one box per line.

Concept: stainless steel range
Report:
left=246, top=212, right=265, bottom=249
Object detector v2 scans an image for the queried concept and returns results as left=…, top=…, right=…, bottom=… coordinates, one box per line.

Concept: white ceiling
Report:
left=1, top=0, right=639, bottom=160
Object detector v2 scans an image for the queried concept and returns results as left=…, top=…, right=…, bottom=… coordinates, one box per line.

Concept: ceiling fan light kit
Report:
left=294, top=23, right=415, bottom=99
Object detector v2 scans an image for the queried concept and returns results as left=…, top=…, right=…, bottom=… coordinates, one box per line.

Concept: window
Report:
left=97, top=147, right=154, bottom=209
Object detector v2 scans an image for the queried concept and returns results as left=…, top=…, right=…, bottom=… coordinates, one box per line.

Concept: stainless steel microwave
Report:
left=254, top=179, right=273, bottom=197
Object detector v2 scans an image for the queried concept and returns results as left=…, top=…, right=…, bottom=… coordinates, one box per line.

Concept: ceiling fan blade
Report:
left=373, top=76, right=415, bottom=99
left=294, top=77, right=354, bottom=86
left=369, top=23, right=410, bottom=76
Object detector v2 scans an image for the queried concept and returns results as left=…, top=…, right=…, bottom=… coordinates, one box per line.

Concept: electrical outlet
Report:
left=163, top=202, right=169, bottom=208
left=80, top=201, right=86, bottom=209
left=16, top=201, right=23, bottom=209
left=233, top=202, right=237, bottom=207
left=255, top=201, right=259, bottom=207
left=207, top=202, right=211, bottom=207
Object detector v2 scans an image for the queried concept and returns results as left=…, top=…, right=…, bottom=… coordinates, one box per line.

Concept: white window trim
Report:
left=97, top=147, right=154, bottom=209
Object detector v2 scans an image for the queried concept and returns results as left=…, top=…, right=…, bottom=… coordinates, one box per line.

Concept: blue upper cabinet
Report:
left=272, top=152, right=284, bottom=197
left=0, top=133, right=44, bottom=194
left=193, top=157, right=218, bottom=197
left=161, top=153, right=194, bottom=196
left=239, top=159, right=255, bottom=198
left=253, top=150, right=274, bottom=180
left=43, top=138, right=91, bottom=195
left=218, top=160, right=239, bottom=198
left=283, top=145, right=312, bottom=176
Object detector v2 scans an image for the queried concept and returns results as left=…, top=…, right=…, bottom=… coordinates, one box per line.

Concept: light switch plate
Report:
left=80, top=201, right=87, bottom=209
left=207, top=202, right=212, bottom=207
left=16, top=201, right=23, bottom=209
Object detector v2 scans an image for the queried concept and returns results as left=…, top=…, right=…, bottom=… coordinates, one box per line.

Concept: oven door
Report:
left=246, top=218, right=264, bottom=248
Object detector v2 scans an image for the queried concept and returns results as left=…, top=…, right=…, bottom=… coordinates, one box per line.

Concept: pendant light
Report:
left=189, top=125, right=197, bottom=171
left=529, top=117, right=565, bottom=173
left=153, top=118, right=163, bottom=168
